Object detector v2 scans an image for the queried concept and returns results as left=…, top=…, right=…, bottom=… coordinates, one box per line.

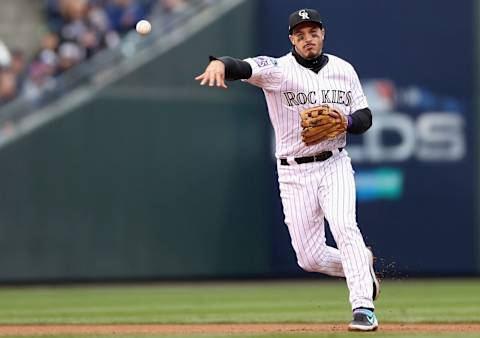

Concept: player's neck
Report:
left=292, top=47, right=328, bottom=74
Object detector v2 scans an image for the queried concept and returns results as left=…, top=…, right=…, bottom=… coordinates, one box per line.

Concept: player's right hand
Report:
left=195, top=60, right=228, bottom=89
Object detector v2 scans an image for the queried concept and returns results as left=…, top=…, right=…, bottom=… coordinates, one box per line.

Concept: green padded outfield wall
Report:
left=0, top=0, right=272, bottom=281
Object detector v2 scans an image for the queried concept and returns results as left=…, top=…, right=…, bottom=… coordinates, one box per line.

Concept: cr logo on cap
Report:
left=298, top=9, right=310, bottom=19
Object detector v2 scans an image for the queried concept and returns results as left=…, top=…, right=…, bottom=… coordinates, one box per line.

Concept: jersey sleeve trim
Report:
left=243, top=56, right=285, bottom=90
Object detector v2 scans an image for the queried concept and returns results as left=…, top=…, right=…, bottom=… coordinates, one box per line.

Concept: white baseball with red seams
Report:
left=243, top=53, right=374, bottom=310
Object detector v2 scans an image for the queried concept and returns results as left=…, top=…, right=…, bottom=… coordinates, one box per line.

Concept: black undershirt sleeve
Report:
left=347, top=107, right=373, bottom=134
left=209, top=56, right=252, bottom=81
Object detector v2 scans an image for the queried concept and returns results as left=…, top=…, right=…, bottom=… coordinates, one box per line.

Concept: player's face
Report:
left=289, top=23, right=325, bottom=59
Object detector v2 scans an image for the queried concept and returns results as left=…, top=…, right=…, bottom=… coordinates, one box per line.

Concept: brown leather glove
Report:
left=300, top=105, right=348, bottom=146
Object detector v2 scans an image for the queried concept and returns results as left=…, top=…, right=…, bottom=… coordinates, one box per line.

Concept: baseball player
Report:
left=195, top=8, right=380, bottom=331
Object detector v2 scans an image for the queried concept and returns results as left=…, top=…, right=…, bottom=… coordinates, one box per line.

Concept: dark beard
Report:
left=291, top=47, right=329, bottom=74
left=295, top=46, right=321, bottom=60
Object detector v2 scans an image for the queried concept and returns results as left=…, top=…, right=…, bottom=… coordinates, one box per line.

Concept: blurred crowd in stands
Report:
left=0, top=0, right=196, bottom=107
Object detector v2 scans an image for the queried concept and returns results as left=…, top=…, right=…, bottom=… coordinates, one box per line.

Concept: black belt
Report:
left=280, top=148, right=343, bottom=166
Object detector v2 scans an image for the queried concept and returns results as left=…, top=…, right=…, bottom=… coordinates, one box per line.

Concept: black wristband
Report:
left=208, top=55, right=252, bottom=81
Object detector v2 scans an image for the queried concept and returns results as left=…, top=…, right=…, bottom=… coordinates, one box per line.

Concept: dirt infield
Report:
left=0, top=323, right=480, bottom=335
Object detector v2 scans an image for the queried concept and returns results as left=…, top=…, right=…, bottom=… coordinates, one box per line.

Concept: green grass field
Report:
left=0, top=279, right=479, bottom=338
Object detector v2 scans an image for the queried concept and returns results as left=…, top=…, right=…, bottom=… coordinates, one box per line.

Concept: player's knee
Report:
left=297, top=257, right=334, bottom=274
left=295, top=245, right=330, bottom=273
left=297, top=257, right=317, bottom=272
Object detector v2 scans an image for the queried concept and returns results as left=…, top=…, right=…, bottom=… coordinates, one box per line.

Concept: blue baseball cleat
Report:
left=348, top=308, right=379, bottom=331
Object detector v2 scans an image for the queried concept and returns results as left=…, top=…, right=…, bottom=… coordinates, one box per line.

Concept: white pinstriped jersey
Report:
left=241, top=52, right=376, bottom=310
left=244, top=53, right=368, bottom=159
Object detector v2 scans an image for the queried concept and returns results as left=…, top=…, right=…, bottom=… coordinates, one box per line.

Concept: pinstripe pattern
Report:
left=244, top=53, right=368, bottom=159
left=244, top=52, right=374, bottom=310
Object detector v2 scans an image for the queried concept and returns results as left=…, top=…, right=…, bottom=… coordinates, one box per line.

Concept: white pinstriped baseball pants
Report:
left=277, top=150, right=374, bottom=310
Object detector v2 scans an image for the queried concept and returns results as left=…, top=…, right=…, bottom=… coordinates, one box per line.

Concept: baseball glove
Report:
left=300, top=105, right=347, bottom=146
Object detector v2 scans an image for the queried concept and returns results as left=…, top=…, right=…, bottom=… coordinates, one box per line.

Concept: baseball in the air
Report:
left=136, top=20, right=151, bottom=35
